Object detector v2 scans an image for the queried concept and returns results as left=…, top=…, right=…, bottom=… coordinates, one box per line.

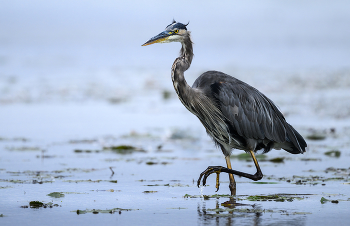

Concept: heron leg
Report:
left=225, top=156, right=236, bottom=196
left=248, top=150, right=263, bottom=179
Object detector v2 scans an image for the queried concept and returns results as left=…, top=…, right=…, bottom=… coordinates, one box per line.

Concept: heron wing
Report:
left=193, top=71, right=287, bottom=143
left=193, top=71, right=306, bottom=153
left=216, top=80, right=287, bottom=143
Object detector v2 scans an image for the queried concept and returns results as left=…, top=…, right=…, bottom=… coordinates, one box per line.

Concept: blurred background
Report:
left=1, top=0, right=350, bottom=140
left=1, top=1, right=350, bottom=224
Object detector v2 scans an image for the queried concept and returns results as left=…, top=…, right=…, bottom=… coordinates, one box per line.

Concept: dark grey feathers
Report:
left=192, top=71, right=307, bottom=154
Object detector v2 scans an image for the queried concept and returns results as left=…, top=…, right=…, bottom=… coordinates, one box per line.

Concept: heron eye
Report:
left=174, top=29, right=179, bottom=33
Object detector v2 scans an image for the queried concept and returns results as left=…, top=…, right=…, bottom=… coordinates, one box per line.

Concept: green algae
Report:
left=74, top=149, right=100, bottom=153
left=251, top=182, right=279, bottom=184
left=230, top=153, right=267, bottom=161
left=103, top=145, right=146, bottom=154
left=0, top=186, right=12, bottom=189
left=184, top=194, right=306, bottom=202
left=162, top=90, right=172, bottom=99
left=29, top=201, right=44, bottom=208
left=306, top=134, right=326, bottom=140
left=74, top=208, right=138, bottom=215
left=47, top=192, right=65, bottom=198
left=184, top=194, right=232, bottom=199
left=246, top=194, right=299, bottom=202
left=321, top=197, right=340, bottom=204
left=268, top=157, right=285, bottom=163
left=25, top=201, right=60, bottom=209
left=324, top=150, right=341, bottom=157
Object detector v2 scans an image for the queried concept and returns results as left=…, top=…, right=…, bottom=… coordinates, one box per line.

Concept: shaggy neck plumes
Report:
left=171, top=33, right=194, bottom=107
left=179, top=33, right=193, bottom=70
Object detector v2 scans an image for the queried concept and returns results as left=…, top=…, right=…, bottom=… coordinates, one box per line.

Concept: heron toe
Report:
left=197, top=166, right=226, bottom=190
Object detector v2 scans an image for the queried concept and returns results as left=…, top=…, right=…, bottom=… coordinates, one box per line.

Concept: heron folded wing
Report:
left=217, top=81, right=287, bottom=143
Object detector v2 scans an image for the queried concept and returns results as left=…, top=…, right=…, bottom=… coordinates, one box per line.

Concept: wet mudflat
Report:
left=1, top=102, right=350, bottom=225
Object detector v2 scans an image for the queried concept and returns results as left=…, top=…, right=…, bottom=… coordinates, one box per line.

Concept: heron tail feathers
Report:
left=284, top=124, right=307, bottom=154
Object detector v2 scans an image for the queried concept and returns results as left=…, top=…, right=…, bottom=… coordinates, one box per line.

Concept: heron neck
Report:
left=179, top=34, right=193, bottom=68
left=171, top=34, right=194, bottom=106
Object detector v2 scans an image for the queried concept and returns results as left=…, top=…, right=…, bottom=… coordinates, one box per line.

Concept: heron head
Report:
left=142, top=20, right=189, bottom=46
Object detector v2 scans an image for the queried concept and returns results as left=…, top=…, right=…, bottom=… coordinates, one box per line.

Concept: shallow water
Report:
left=1, top=1, right=350, bottom=225
left=1, top=103, right=350, bottom=225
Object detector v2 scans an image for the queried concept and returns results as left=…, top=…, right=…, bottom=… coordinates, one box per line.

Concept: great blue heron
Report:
left=142, top=20, right=307, bottom=195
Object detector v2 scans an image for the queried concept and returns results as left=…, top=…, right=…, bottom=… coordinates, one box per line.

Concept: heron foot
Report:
left=197, top=166, right=226, bottom=192
left=197, top=165, right=264, bottom=193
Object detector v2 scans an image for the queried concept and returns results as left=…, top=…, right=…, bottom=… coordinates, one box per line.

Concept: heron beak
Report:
left=142, top=31, right=171, bottom=46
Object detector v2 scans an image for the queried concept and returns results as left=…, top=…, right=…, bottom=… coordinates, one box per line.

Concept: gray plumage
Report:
left=192, top=71, right=307, bottom=156
left=142, top=21, right=307, bottom=190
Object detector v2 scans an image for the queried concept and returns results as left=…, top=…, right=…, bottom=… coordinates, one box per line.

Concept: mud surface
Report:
left=1, top=122, right=350, bottom=225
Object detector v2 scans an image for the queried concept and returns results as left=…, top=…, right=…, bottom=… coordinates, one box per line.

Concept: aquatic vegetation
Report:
left=29, top=201, right=44, bottom=208
left=300, top=158, right=321, bottom=161
left=47, top=192, right=65, bottom=198
left=103, top=145, right=146, bottom=154
left=145, top=161, right=171, bottom=165
left=63, top=168, right=103, bottom=173
left=206, top=207, right=270, bottom=214
left=74, top=208, right=138, bottom=214
left=169, top=183, right=189, bottom=187
left=268, top=157, right=284, bottom=163
left=0, top=186, right=12, bottom=189
left=324, top=150, right=341, bottom=157
left=0, top=179, right=53, bottom=184
left=320, top=197, right=329, bottom=204
left=21, top=201, right=61, bottom=209
left=74, top=149, right=100, bottom=153
left=137, top=179, right=163, bottom=182
left=230, top=153, right=267, bottom=161
left=144, top=184, right=170, bottom=187
left=184, top=194, right=234, bottom=199
left=306, top=133, right=326, bottom=140
left=281, top=212, right=312, bottom=215
left=263, top=172, right=349, bottom=185
left=162, top=90, right=172, bottom=99
left=245, top=194, right=304, bottom=202
left=320, top=197, right=340, bottom=204
left=184, top=193, right=306, bottom=202
left=325, top=167, right=350, bottom=174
